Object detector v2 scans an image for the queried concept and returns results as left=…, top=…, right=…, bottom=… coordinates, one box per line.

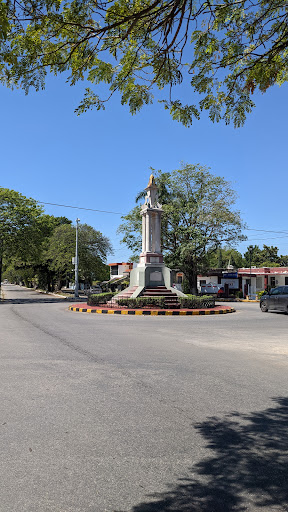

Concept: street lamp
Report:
left=74, top=218, right=80, bottom=298
left=248, top=246, right=253, bottom=298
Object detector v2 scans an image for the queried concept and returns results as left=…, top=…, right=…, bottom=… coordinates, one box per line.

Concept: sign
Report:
left=223, top=272, right=238, bottom=279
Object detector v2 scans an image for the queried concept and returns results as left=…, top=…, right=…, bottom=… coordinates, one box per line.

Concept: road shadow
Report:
left=0, top=297, right=71, bottom=304
left=131, top=397, right=288, bottom=511
left=1, top=286, right=88, bottom=304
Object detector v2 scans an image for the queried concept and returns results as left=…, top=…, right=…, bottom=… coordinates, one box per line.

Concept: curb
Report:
left=68, top=305, right=235, bottom=316
left=216, top=298, right=259, bottom=303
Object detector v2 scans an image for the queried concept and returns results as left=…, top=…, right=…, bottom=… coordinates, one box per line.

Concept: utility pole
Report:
left=74, top=218, right=80, bottom=298
left=249, top=246, right=253, bottom=298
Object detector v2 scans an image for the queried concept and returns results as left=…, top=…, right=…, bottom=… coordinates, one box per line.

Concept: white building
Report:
left=238, top=267, right=288, bottom=297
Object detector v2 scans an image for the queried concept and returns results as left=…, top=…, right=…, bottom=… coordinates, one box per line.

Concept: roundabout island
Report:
left=68, top=303, right=235, bottom=316
left=70, top=175, right=235, bottom=317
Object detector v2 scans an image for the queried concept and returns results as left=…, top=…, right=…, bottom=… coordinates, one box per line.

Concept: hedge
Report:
left=117, top=296, right=166, bottom=308
left=117, top=294, right=215, bottom=309
left=178, top=295, right=215, bottom=309
left=87, top=292, right=115, bottom=305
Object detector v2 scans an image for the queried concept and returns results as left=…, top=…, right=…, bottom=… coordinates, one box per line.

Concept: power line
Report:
left=246, top=228, right=288, bottom=235
left=37, top=200, right=288, bottom=239
left=37, top=201, right=124, bottom=215
left=245, top=235, right=288, bottom=242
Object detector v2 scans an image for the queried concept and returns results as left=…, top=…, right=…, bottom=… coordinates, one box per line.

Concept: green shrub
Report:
left=117, top=296, right=167, bottom=308
left=257, top=290, right=267, bottom=300
left=117, top=295, right=215, bottom=309
left=179, top=294, right=215, bottom=309
left=87, top=292, right=115, bottom=305
left=235, top=290, right=243, bottom=298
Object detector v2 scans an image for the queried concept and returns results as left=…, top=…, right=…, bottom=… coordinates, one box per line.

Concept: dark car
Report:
left=260, top=286, right=288, bottom=313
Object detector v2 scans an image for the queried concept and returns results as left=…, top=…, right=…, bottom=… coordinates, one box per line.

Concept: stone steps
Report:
left=142, top=286, right=177, bottom=297
left=142, top=286, right=180, bottom=307
left=111, top=286, right=138, bottom=303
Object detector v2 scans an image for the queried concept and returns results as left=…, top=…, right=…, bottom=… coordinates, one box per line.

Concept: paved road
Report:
left=1, top=284, right=288, bottom=512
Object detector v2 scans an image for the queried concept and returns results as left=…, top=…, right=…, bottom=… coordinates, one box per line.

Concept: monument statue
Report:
left=114, top=174, right=186, bottom=301
left=140, top=173, right=163, bottom=263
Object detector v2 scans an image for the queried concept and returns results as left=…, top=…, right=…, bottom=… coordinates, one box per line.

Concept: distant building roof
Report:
left=108, top=262, right=132, bottom=266
left=238, top=267, right=288, bottom=275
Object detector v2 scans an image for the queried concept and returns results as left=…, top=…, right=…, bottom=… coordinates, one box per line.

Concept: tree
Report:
left=45, top=223, right=112, bottom=289
left=279, top=254, right=288, bottom=267
left=118, top=164, right=245, bottom=294
left=2, top=212, right=72, bottom=289
left=208, top=247, right=244, bottom=269
left=0, top=187, right=44, bottom=287
left=243, top=244, right=281, bottom=267
left=1, top=0, right=287, bottom=127
left=77, top=224, right=112, bottom=283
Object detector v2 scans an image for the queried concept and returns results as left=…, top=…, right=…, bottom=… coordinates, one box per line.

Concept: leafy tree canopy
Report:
left=0, top=187, right=44, bottom=253
left=208, top=247, right=244, bottom=269
left=1, top=0, right=287, bottom=126
left=0, top=191, right=72, bottom=288
left=0, top=187, right=45, bottom=285
left=118, top=163, right=245, bottom=293
left=0, top=186, right=112, bottom=290
left=45, top=222, right=112, bottom=285
left=243, top=244, right=288, bottom=268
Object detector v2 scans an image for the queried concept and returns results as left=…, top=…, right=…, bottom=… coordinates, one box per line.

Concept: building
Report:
left=105, top=262, right=135, bottom=292
left=108, top=262, right=134, bottom=280
left=178, top=266, right=288, bottom=298
left=238, top=267, right=288, bottom=297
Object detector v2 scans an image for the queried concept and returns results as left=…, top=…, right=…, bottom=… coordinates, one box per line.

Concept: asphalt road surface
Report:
left=1, top=284, right=288, bottom=512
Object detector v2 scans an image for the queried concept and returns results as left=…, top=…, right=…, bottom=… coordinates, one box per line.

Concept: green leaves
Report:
left=0, top=1, right=9, bottom=41
left=1, top=0, right=288, bottom=125
left=243, top=244, right=282, bottom=267
left=46, top=222, right=113, bottom=283
left=161, top=100, right=200, bottom=126
left=75, top=88, right=105, bottom=114
left=0, top=188, right=112, bottom=289
left=118, top=163, right=246, bottom=292
left=0, top=187, right=44, bottom=257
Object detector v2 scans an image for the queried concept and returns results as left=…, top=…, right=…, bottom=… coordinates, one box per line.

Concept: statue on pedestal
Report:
left=114, top=174, right=186, bottom=301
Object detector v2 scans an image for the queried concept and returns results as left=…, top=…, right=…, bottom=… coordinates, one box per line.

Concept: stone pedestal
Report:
left=129, top=261, right=171, bottom=289
left=114, top=174, right=186, bottom=300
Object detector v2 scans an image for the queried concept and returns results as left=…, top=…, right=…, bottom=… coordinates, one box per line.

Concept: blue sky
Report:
left=1, top=74, right=288, bottom=263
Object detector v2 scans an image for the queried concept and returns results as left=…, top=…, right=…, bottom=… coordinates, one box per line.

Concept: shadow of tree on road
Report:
left=0, top=297, right=71, bottom=304
left=131, top=397, right=288, bottom=511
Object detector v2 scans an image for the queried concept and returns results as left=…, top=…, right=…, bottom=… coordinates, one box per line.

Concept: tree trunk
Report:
left=185, top=266, right=198, bottom=295
left=189, top=271, right=198, bottom=296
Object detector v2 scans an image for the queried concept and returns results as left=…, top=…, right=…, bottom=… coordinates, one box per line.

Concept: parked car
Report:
left=260, top=286, right=288, bottom=313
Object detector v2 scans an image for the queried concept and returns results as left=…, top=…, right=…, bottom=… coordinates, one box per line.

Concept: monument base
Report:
left=139, top=252, right=164, bottom=264
left=129, top=263, right=169, bottom=289
left=113, top=174, right=187, bottom=303
left=114, top=260, right=186, bottom=301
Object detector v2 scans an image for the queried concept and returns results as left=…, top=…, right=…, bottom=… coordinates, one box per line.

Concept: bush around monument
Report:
left=87, top=292, right=115, bottom=305
left=117, top=296, right=167, bottom=309
left=117, top=295, right=215, bottom=309
left=179, top=295, right=215, bottom=308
